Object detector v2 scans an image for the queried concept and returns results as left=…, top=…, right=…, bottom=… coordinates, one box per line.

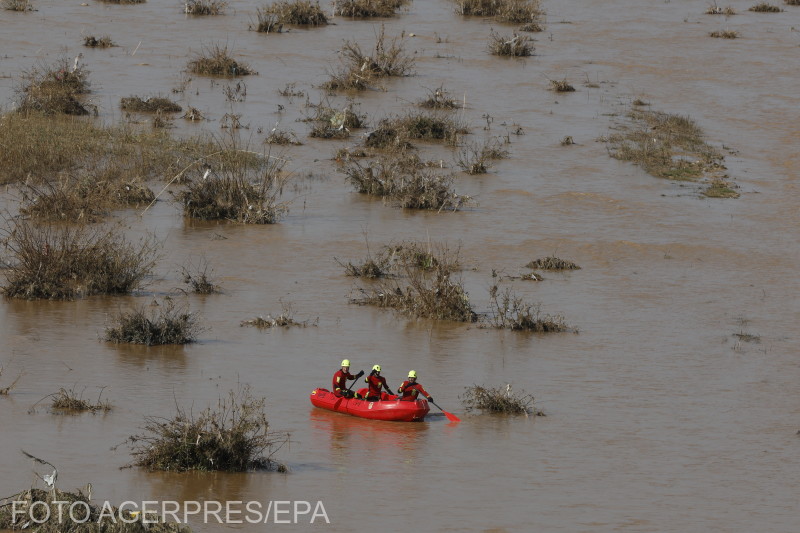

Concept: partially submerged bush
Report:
left=455, top=138, right=509, bottom=174
left=709, top=29, right=739, bottom=38
left=49, top=386, right=111, bottom=413
left=83, top=35, right=114, bottom=47
left=487, top=286, right=570, bottom=332
left=187, top=44, right=254, bottom=76
left=105, top=300, right=202, bottom=345
left=181, top=258, right=221, bottom=293
left=97, top=0, right=146, bottom=3
left=365, top=113, right=467, bottom=148
left=333, top=0, right=409, bottom=17
left=121, top=95, right=182, bottom=113
left=251, top=6, right=283, bottom=32
left=125, top=385, right=288, bottom=472
left=488, top=30, right=533, bottom=57
left=266, top=127, right=303, bottom=145
left=418, top=85, right=461, bottom=109
left=0, top=367, right=22, bottom=395
left=549, top=79, right=575, bottom=92
left=1, top=220, right=158, bottom=300
left=343, top=155, right=470, bottom=210
left=705, top=3, right=736, bottom=14
left=0, top=487, right=190, bottom=532
left=461, top=384, right=539, bottom=415
left=749, top=2, right=782, bottom=11
left=786, top=0, right=800, bottom=5
left=525, top=256, right=580, bottom=270
left=3, top=0, right=35, bottom=11
left=262, top=0, right=328, bottom=26
left=240, top=303, right=310, bottom=328
left=16, top=57, right=90, bottom=115
left=184, top=0, right=228, bottom=15
left=323, top=26, right=414, bottom=90
left=351, top=244, right=477, bottom=322
left=455, top=0, right=544, bottom=24
left=703, top=177, right=740, bottom=198
left=175, top=150, right=289, bottom=224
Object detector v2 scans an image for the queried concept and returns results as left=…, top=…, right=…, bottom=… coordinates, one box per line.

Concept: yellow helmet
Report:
left=408, top=370, right=417, bottom=379
left=341, top=359, right=350, bottom=367
left=372, top=364, right=381, bottom=372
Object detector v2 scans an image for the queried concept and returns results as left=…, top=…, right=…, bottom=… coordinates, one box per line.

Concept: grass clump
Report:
left=322, top=25, right=414, bottom=91
left=266, top=127, right=303, bottom=145
left=97, top=0, right=146, bottom=3
left=343, top=155, right=470, bottom=210
left=187, top=44, right=254, bottom=76
left=251, top=6, right=283, bottom=32
left=549, top=78, right=575, bottom=92
left=488, top=286, right=570, bottom=332
left=174, top=148, right=289, bottom=224
left=125, top=385, right=288, bottom=472
left=184, top=0, right=228, bottom=14
left=606, top=109, right=726, bottom=183
left=3, top=0, right=35, bottom=10
left=0, top=367, right=23, bottom=395
left=525, top=256, right=580, bottom=270
left=83, top=35, right=114, bottom=47
left=456, top=0, right=544, bottom=24
left=488, top=30, right=533, bottom=56
left=1, top=220, right=158, bottom=300
left=121, top=95, right=182, bottom=113
left=16, top=57, right=91, bottom=115
left=703, top=178, right=740, bottom=198
left=365, top=113, right=467, bottom=148
left=105, top=300, right=202, bottom=345
left=333, top=0, right=409, bottom=17
left=709, top=29, right=739, bottom=38
left=181, top=258, right=221, bottom=293
left=461, top=384, right=539, bottom=415
left=49, top=386, right=111, bottom=413
left=240, top=302, right=310, bottom=328
left=0, top=486, right=190, bottom=532
left=261, top=0, right=328, bottom=25
left=786, top=0, right=800, bottom=5
left=705, top=3, right=736, bottom=14
left=749, top=2, right=782, bottom=10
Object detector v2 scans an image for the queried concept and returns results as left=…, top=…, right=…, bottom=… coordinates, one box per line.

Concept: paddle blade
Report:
left=442, top=410, right=461, bottom=423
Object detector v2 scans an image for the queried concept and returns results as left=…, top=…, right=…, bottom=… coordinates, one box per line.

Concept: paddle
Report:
left=333, top=370, right=364, bottom=409
left=430, top=400, right=460, bottom=422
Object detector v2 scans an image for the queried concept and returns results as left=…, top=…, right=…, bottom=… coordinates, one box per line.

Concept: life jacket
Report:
left=398, top=380, right=429, bottom=401
left=365, top=373, right=390, bottom=399
left=332, top=369, right=355, bottom=396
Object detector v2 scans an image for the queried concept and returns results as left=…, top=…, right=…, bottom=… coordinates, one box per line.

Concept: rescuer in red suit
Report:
left=397, top=370, right=433, bottom=402
left=365, top=365, right=392, bottom=401
left=332, top=359, right=363, bottom=398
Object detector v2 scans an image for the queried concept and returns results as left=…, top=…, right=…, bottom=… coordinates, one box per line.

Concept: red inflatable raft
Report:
left=310, top=387, right=429, bottom=422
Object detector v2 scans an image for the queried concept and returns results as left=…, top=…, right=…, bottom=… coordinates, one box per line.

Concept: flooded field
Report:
left=1, top=0, right=799, bottom=531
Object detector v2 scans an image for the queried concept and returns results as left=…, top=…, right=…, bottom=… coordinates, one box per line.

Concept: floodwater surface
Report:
left=1, top=1, right=799, bottom=532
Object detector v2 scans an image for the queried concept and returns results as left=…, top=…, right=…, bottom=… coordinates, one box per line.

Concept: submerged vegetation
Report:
left=261, top=0, right=328, bottom=26
left=0, top=367, right=23, bottom=395
left=120, top=95, right=182, bottom=113
left=749, top=2, right=782, bottom=11
left=187, top=44, right=254, bottom=76
left=526, top=256, right=580, bottom=270
left=455, top=0, right=544, bottom=24
left=487, top=286, right=570, bottom=332
left=16, top=57, right=91, bottom=115
left=461, top=384, right=540, bottom=415
left=105, top=299, right=202, bottom=345
left=3, top=0, right=35, bottom=10
left=606, top=109, right=728, bottom=187
left=0, top=220, right=158, bottom=300
left=125, top=385, right=288, bottom=472
left=49, top=386, right=112, bottom=413
left=184, top=0, right=228, bottom=15
left=333, top=0, right=409, bottom=17
left=488, top=30, right=533, bottom=57
left=83, top=35, right=114, bottom=47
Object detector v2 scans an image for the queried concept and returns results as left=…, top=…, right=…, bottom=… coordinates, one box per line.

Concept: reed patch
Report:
left=187, top=44, right=254, bottom=76
left=455, top=0, right=544, bottom=24
left=261, top=0, right=328, bottom=26
left=333, top=0, right=410, bottom=17
left=104, top=299, right=202, bottom=345
left=488, top=30, right=533, bottom=57
left=184, top=0, right=228, bottom=15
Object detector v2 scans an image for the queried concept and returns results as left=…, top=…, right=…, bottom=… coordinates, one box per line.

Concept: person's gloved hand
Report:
left=427, top=396, right=433, bottom=402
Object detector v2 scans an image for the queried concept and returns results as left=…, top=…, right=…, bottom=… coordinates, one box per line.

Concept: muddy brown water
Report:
left=1, top=1, right=799, bottom=531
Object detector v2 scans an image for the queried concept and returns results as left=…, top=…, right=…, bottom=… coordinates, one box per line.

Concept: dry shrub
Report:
left=251, top=7, right=283, bottom=32
left=262, top=0, right=328, bottom=25
left=351, top=244, right=477, bottom=322
left=0, top=487, right=189, bottom=532
left=19, top=172, right=155, bottom=222
left=125, top=385, right=288, bottom=472
left=121, top=95, right=182, bottom=113
left=3, top=0, right=34, bottom=10
left=334, top=0, right=409, bottom=17
left=16, top=57, right=91, bottom=115
left=322, top=25, right=414, bottom=90
left=365, top=112, right=467, bottom=148
left=307, top=102, right=364, bottom=138
left=709, top=29, right=739, bottom=38
left=240, top=302, right=309, bottom=328
left=786, top=0, right=800, bottom=5
left=343, top=154, right=470, bottom=210
left=749, top=2, right=782, bottom=10
left=182, top=106, right=205, bottom=120
left=0, top=367, right=23, bottom=395
left=519, top=22, right=543, bottom=31
left=456, top=0, right=544, bottom=24
left=606, top=109, right=725, bottom=182
left=525, top=256, right=580, bottom=270
left=488, top=30, right=533, bottom=56
left=0, top=220, right=158, bottom=300
left=461, top=384, right=538, bottom=415
left=97, top=0, right=146, bottom=3
left=549, top=78, right=575, bottom=92
left=418, top=85, right=461, bottom=109
left=184, top=0, right=228, bottom=14
left=456, top=138, right=509, bottom=174
left=181, top=258, right=221, bottom=293
left=488, top=286, right=569, bottom=332
left=49, top=386, right=111, bottom=413
left=105, top=299, right=202, bottom=345
left=174, top=147, right=289, bottom=224
left=83, top=35, right=114, bottom=47
left=266, top=127, right=303, bottom=145
left=187, top=44, right=254, bottom=76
